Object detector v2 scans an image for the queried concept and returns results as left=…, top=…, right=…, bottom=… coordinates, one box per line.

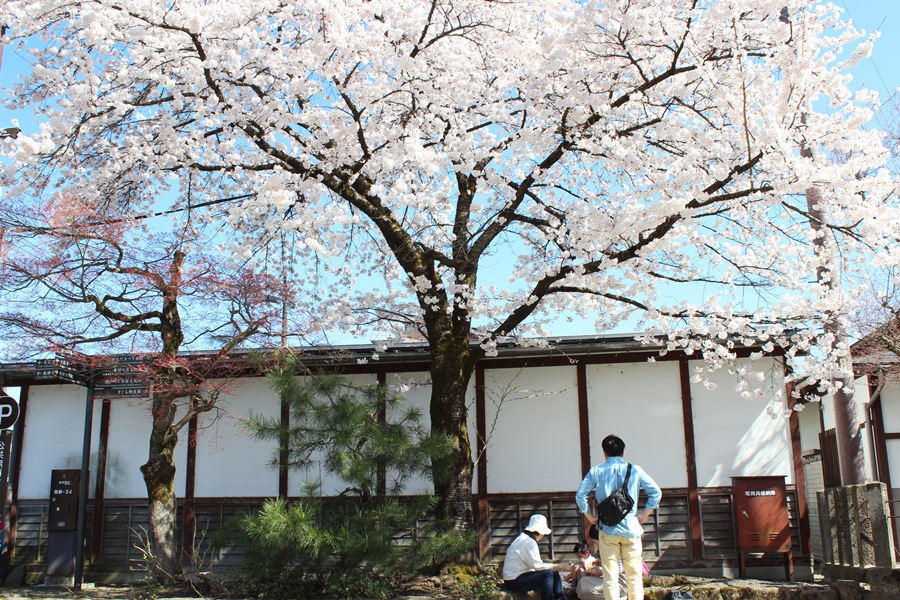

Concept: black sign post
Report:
left=47, top=469, right=81, bottom=578
left=0, top=393, right=19, bottom=569
left=0, top=430, right=10, bottom=561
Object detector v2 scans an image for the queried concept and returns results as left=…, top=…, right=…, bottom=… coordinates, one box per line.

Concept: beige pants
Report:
left=595, top=531, right=643, bottom=600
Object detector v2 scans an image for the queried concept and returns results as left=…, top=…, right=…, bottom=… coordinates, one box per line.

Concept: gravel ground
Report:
left=0, top=575, right=845, bottom=600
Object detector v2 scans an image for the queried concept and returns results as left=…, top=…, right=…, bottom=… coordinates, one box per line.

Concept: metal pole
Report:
left=74, top=381, right=94, bottom=590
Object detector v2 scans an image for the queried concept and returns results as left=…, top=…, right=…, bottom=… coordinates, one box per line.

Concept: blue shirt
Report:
left=575, top=456, right=662, bottom=538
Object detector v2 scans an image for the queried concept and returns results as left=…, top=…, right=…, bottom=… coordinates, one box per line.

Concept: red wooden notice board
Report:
left=731, top=476, right=793, bottom=580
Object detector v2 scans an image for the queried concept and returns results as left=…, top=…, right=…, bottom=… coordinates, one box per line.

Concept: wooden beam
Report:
left=377, top=371, right=387, bottom=498
left=678, top=359, right=703, bottom=560
left=181, top=415, right=197, bottom=565
left=90, top=398, right=112, bottom=562
left=577, top=363, right=591, bottom=476
left=786, top=378, right=813, bottom=560
left=475, top=367, right=491, bottom=560
left=279, top=393, right=289, bottom=498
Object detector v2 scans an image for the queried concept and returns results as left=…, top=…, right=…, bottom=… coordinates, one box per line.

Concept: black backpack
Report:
left=596, top=463, right=634, bottom=527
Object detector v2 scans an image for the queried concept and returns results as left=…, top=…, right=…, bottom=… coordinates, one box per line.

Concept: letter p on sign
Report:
left=0, top=395, right=19, bottom=430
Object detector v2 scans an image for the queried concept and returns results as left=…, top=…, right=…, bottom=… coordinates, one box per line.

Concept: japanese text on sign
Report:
left=744, top=489, right=776, bottom=497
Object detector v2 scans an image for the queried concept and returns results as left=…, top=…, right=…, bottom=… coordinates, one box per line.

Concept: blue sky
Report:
left=837, top=1, right=900, bottom=122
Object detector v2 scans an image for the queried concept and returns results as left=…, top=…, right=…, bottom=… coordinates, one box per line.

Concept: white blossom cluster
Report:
left=1, top=0, right=897, bottom=394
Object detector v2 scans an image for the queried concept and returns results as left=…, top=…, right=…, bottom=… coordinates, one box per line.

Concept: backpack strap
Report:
left=621, top=463, right=632, bottom=489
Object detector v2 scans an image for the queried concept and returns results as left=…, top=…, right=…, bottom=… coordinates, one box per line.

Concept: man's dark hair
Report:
left=602, top=435, right=625, bottom=457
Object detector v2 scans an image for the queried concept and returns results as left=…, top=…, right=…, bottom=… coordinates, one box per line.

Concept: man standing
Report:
left=575, top=435, right=661, bottom=600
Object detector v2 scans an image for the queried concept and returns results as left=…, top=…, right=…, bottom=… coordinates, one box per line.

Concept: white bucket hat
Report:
left=525, top=514, right=552, bottom=536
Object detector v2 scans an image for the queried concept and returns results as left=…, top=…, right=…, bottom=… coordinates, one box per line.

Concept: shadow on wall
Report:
left=705, top=407, right=789, bottom=487
left=61, top=452, right=124, bottom=497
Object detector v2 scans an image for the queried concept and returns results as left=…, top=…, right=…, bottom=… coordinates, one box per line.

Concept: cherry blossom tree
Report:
left=0, top=192, right=284, bottom=576
left=2, top=0, right=898, bottom=529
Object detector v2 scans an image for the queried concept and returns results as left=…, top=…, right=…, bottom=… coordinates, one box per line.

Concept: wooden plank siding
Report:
left=11, top=501, right=48, bottom=566
left=7, top=487, right=806, bottom=581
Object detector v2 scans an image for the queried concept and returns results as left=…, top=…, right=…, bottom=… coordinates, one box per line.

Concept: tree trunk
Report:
left=139, top=260, right=187, bottom=579
left=805, top=184, right=867, bottom=485
left=429, top=334, right=477, bottom=531
left=139, top=395, right=182, bottom=580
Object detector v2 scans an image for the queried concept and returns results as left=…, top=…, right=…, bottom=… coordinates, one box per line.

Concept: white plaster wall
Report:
left=386, top=372, right=434, bottom=496
left=887, top=439, right=900, bottom=490
left=18, top=385, right=102, bottom=500
left=796, top=399, right=824, bottom=454
left=819, top=392, right=835, bottom=432
left=483, top=365, right=581, bottom=493
left=466, top=375, right=478, bottom=495
left=290, top=373, right=380, bottom=496
left=691, top=357, right=793, bottom=487
left=385, top=372, right=477, bottom=494
left=877, top=378, right=900, bottom=433
left=876, top=378, right=900, bottom=486
left=105, top=396, right=187, bottom=498
left=15, top=355, right=801, bottom=501
left=818, top=376, right=870, bottom=433
left=194, top=378, right=281, bottom=497
left=585, top=362, right=686, bottom=488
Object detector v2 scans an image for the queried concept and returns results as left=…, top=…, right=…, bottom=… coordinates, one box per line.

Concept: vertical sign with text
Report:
left=0, top=393, right=19, bottom=560
left=0, top=430, right=9, bottom=555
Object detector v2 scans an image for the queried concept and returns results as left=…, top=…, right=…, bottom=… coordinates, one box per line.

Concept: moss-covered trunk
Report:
left=139, top=252, right=185, bottom=579
left=139, top=402, right=181, bottom=579
left=429, top=334, right=477, bottom=531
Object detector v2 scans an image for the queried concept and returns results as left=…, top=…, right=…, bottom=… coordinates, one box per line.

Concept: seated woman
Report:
left=502, top=514, right=569, bottom=600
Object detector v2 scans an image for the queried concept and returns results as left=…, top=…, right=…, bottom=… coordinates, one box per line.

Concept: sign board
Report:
left=94, top=355, right=151, bottom=399
left=49, top=469, right=81, bottom=532
left=731, top=475, right=793, bottom=580
left=0, top=394, right=18, bottom=429
left=93, top=387, right=151, bottom=399
left=47, top=470, right=81, bottom=577
left=34, top=357, right=82, bottom=384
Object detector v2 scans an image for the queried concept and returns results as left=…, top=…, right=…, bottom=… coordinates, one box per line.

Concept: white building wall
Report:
left=819, top=376, right=870, bottom=433
left=288, top=373, right=380, bottom=496
left=796, top=399, right=823, bottom=454
left=691, top=357, right=793, bottom=487
left=194, top=378, right=281, bottom=498
left=586, top=362, right=687, bottom=489
left=19, top=384, right=102, bottom=500
left=877, top=378, right=900, bottom=488
left=13, top=354, right=801, bottom=501
left=386, top=371, right=440, bottom=496
left=483, top=365, right=581, bottom=493
left=105, top=396, right=187, bottom=498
